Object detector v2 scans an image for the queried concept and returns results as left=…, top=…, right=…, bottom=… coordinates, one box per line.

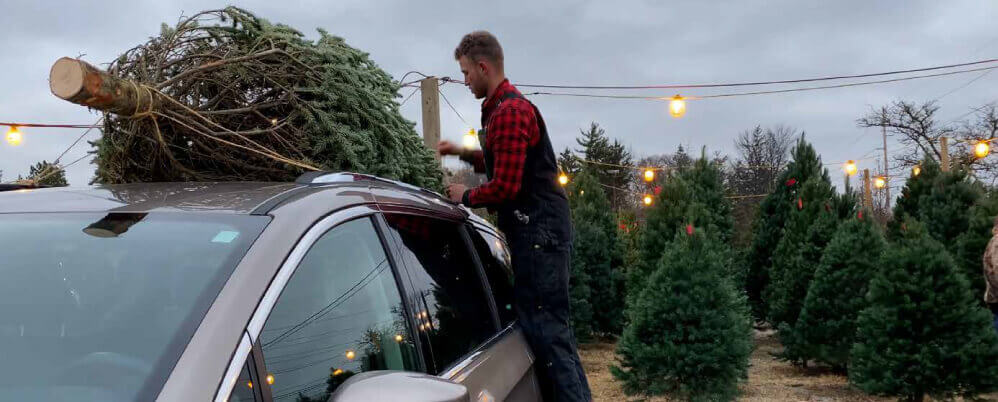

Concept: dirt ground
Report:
left=578, top=329, right=997, bottom=401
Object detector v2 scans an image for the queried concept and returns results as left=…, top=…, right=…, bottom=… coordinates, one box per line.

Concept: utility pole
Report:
left=863, top=169, right=873, bottom=212
left=940, top=136, right=951, bottom=172
left=882, top=125, right=890, bottom=208
left=420, top=77, right=441, bottom=161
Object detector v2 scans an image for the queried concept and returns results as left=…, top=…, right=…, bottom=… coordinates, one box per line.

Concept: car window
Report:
left=258, top=218, right=416, bottom=402
left=470, top=229, right=517, bottom=327
left=228, top=352, right=263, bottom=402
left=0, top=212, right=268, bottom=402
left=383, top=214, right=498, bottom=374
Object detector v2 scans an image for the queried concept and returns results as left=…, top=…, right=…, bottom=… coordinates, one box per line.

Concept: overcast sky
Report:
left=1, top=0, right=996, bottom=191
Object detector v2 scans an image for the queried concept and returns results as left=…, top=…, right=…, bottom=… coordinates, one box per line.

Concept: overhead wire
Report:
left=512, top=57, right=998, bottom=90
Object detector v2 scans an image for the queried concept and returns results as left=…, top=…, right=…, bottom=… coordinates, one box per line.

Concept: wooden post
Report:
left=863, top=169, right=873, bottom=212
left=882, top=125, right=890, bottom=209
left=940, top=136, right=950, bottom=172
left=420, top=77, right=441, bottom=161
left=49, top=57, right=156, bottom=115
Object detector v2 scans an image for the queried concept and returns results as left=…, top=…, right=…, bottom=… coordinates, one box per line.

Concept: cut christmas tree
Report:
left=50, top=7, right=442, bottom=189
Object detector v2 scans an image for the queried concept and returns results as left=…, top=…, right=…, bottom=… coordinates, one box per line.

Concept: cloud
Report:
left=1, top=0, right=995, bottom=188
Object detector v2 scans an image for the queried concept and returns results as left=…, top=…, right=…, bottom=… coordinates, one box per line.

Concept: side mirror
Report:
left=328, top=371, right=469, bottom=402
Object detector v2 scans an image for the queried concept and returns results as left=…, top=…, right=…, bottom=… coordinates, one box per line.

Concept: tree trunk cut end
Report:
left=50, top=57, right=86, bottom=100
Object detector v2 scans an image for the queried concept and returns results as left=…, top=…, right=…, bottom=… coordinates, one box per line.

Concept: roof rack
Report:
left=0, top=183, right=44, bottom=192
left=295, top=171, right=448, bottom=200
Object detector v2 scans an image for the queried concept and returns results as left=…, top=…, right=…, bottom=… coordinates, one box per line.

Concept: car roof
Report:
left=0, top=172, right=496, bottom=232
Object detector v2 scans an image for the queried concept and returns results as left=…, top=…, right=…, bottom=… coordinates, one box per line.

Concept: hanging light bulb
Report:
left=669, top=95, right=686, bottom=118
left=266, top=374, right=275, bottom=385
left=643, top=168, right=655, bottom=182
left=345, top=350, right=356, bottom=360
left=558, top=173, right=569, bottom=186
left=912, top=165, right=921, bottom=177
left=844, top=160, right=858, bottom=176
left=6, top=126, right=22, bottom=146
left=974, top=140, right=990, bottom=159
left=643, top=194, right=653, bottom=206
left=463, top=128, right=478, bottom=149
left=874, top=176, right=887, bottom=189
left=394, top=334, right=404, bottom=342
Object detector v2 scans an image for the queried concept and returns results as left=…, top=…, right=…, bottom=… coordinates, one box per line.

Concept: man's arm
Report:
left=462, top=105, right=534, bottom=208
left=459, top=150, right=486, bottom=173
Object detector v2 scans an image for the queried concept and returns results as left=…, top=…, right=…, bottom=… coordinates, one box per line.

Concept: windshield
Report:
left=0, top=212, right=268, bottom=402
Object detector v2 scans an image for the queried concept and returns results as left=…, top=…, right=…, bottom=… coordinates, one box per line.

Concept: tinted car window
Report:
left=0, top=212, right=268, bottom=402
left=228, top=352, right=263, bottom=402
left=470, top=229, right=517, bottom=327
left=383, top=214, right=497, bottom=374
left=258, top=218, right=416, bottom=401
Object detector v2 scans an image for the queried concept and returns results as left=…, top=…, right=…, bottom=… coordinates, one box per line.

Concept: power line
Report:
left=524, top=65, right=998, bottom=102
left=438, top=87, right=470, bottom=127
left=398, top=87, right=420, bottom=107
left=0, top=122, right=101, bottom=129
left=512, top=57, right=998, bottom=90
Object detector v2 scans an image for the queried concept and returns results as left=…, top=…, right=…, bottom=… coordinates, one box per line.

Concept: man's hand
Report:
left=447, top=183, right=468, bottom=204
left=438, top=140, right=461, bottom=157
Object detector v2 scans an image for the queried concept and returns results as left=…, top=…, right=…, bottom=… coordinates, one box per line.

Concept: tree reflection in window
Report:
left=257, top=218, right=416, bottom=401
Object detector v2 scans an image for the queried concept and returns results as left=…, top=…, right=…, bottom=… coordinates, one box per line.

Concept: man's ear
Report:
left=478, top=60, right=489, bottom=76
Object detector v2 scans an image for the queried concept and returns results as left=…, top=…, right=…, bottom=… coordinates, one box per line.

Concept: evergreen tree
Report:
left=568, top=122, right=633, bottom=210
left=793, top=214, right=885, bottom=369
left=954, top=190, right=998, bottom=298
left=745, top=136, right=825, bottom=320
left=628, top=154, right=733, bottom=306
left=886, top=159, right=941, bottom=241
left=567, top=169, right=625, bottom=339
left=765, top=175, right=836, bottom=330
left=25, top=160, right=68, bottom=187
left=891, top=160, right=990, bottom=296
left=850, top=222, right=998, bottom=401
left=612, top=229, right=751, bottom=401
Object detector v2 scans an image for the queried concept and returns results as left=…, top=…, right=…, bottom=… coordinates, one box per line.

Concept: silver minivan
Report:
left=0, top=172, right=541, bottom=401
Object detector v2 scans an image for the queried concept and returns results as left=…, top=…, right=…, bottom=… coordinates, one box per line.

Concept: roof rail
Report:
left=295, top=171, right=448, bottom=200
left=0, top=183, right=44, bottom=192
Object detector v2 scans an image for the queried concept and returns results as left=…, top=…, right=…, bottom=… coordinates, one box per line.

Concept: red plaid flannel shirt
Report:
left=461, top=79, right=539, bottom=208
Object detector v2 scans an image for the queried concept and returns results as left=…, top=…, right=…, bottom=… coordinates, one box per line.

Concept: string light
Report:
left=643, top=194, right=653, bottom=206
left=669, top=95, right=686, bottom=118
left=463, top=128, right=477, bottom=149
left=394, top=334, right=404, bottom=342
left=345, top=350, right=356, bottom=360
left=643, top=169, right=655, bottom=182
left=844, top=160, right=858, bottom=176
left=270, top=118, right=278, bottom=125
left=874, top=176, right=887, bottom=189
left=6, top=126, right=22, bottom=146
left=333, top=369, right=344, bottom=376
left=558, top=173, right=569, bottom=186
left=912, top=165, right=922, bottom=176
left=266, top=374, right=275, bottom=385
left=974, top=140, right=990, bottom=159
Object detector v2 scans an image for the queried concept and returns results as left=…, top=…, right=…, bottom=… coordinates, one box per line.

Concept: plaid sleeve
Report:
left=466, top=103, right=535, bottom=208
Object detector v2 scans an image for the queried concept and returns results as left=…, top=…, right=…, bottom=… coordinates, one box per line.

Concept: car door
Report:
left=215, top=208, right=420, bottom=402
left=380, top=212, right=540, bottom=401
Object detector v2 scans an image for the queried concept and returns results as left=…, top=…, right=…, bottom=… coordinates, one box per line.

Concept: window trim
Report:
left=218, top=205, right=417, bottom=401
left=214, top=332, right=253, bottom=402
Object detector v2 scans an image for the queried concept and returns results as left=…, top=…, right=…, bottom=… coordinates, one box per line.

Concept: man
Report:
left=983, top=216, right=998, bottom=332
left=439, top=31, right=592, bottom=402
